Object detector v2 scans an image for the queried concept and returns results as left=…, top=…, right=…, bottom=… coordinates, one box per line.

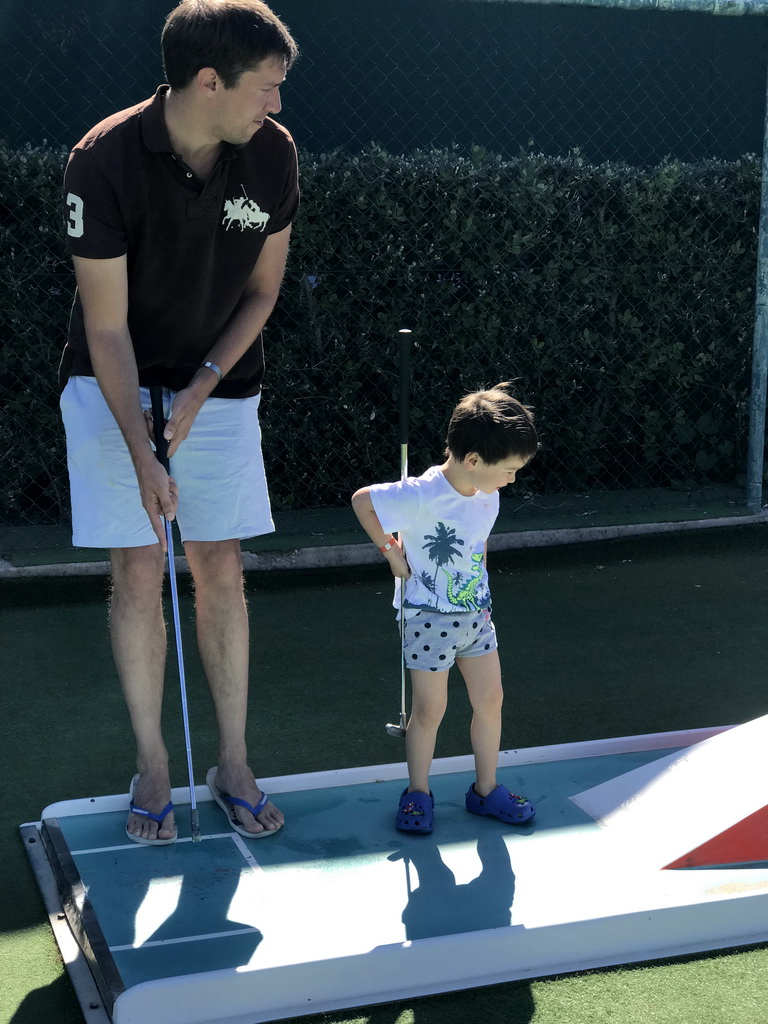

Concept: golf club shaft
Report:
left=150, top=386, right=200, bottom=841
left=398, top=329, right=411, bottom=729
left=399, top=328, right=410, bottom=480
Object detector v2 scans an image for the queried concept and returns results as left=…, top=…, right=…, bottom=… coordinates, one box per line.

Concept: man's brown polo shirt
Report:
left=60, top=86, right=299, bottom=398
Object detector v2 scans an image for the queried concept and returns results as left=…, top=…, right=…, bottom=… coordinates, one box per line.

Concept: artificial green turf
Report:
left=2, top=525, right=768, bottom=1023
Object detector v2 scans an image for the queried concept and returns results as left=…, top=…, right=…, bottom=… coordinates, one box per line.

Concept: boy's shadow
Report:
left=389, top=830, right=515, bottom=939
left=386, top=831, right=535, bottom=1022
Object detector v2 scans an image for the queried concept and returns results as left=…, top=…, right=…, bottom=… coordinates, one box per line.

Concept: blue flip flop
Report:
left=465, top=783, right=535, bottom=824
left=126, top=774, right=178, bottom=846
left=206, top=767, right=281, bottom=839
left=396, top=788, right=434, bottom=833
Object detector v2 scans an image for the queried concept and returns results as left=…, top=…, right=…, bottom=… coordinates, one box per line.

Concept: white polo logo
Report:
left=223, top=187, right=269, bottom=232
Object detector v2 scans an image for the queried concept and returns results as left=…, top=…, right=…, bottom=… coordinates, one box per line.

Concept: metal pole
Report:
left=745, top=60, right=768, bottom=512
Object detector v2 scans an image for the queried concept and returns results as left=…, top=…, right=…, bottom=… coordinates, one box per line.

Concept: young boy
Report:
left=352, top=384, right=539, bottom=834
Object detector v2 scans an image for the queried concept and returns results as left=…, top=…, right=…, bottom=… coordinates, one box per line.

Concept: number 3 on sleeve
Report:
left=66, top=192, right=84, bottom=238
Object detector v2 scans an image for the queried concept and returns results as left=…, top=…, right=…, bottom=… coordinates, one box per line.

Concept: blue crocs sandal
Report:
left=396, top=788, right=434, bottom=833
left=126, top=774, right=178, bottom=846
left=465, top=783, right=535, bottom=824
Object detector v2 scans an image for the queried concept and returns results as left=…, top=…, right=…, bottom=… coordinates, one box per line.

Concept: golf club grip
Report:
left=399, top=331, right=410, bottom=447
left=149, top=386, right=170, bottom=471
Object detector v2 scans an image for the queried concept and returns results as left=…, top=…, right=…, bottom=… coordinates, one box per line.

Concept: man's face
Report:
left=212, top=56, right=286, bottom=144
left=467, top=453, right=530, bottom=495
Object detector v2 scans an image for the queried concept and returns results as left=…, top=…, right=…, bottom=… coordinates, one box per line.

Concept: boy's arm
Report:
left=351, top=487, right=410, bottom=579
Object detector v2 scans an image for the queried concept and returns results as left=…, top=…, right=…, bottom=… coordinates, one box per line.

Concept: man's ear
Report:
left=197, top=67, right=220, bottom=95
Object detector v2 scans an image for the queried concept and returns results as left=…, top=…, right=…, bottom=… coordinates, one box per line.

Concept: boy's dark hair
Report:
left=162, top=0, right=299, bottom=90
left=446, top=382, right=539, bottom=464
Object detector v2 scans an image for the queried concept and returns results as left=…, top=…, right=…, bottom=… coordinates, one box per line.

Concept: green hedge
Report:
left=0, top=143, right=71, bottom=523
left=0, top=141, right=760, bottom=521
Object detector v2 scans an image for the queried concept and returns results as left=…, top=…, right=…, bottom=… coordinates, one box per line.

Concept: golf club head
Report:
left=385, top=722, right=406, bottom=738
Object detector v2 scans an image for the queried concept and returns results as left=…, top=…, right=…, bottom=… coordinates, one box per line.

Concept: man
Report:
left=59, top=0, right=299, bottom=844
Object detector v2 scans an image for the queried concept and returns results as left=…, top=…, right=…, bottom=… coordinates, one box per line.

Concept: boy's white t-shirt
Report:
left=369, top=465, right=499, bottom=616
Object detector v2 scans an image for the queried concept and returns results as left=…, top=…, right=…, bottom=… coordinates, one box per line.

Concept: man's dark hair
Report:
left=446, top=383, right=539, bottom=464
left=162, top=0, right=299, bottom=90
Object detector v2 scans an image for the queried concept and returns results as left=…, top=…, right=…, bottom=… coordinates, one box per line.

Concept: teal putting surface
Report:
left=49, top=757, right=611, bottom=983
left=26, top=733, right=768, bottom=1024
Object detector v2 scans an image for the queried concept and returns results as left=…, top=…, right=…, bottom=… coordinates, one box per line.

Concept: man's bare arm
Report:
left=162, top=223, right=293, bottom=456
left=72, top=254, right=175, bottom=545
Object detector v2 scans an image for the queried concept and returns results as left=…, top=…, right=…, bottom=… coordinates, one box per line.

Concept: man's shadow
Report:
left=11, top=836, right=263, bottom=1023
left=83, top=839, right=263, bottom=992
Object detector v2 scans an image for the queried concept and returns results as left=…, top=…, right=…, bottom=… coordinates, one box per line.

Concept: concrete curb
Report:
left=2, top=512, right=766, bottom=580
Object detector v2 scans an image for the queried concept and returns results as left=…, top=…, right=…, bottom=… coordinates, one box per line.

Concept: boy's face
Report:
left=465, top=453, right=530, bottom=494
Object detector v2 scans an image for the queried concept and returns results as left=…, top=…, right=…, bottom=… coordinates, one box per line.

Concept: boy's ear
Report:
left=464, top=452, right=481, bottom=470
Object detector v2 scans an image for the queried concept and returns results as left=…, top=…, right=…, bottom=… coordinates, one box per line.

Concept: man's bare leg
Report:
left=185, top=538, right=283, bottom=834
left=110, top=544, right=176, bottom=841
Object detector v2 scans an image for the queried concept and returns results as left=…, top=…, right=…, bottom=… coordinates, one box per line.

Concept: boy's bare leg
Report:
left=405, top=668, right=449, bottom=794
left=110, top=544, right=176, bottom=842
left=184, top=538, right=283, bottom=834
left=457, top=650, right=504, bottom=796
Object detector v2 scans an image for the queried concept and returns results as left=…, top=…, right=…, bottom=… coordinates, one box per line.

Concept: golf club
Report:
left=150, top=386, right=201, bottom=842
left=385, top=328, right=411, bottom=739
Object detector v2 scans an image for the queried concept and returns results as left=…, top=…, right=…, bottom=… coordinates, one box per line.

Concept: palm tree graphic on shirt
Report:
left=422, top=522, right=464, bottom=588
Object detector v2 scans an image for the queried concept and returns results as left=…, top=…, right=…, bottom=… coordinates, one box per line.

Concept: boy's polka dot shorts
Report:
left=402, top=608, right=497, bottom=672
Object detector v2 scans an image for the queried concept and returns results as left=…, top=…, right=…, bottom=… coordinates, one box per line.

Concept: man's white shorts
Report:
left=60, top=376, right=275, bottom=548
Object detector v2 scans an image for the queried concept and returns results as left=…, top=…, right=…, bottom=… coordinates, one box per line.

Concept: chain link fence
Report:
left=2, top=0, right=768, bottom=559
